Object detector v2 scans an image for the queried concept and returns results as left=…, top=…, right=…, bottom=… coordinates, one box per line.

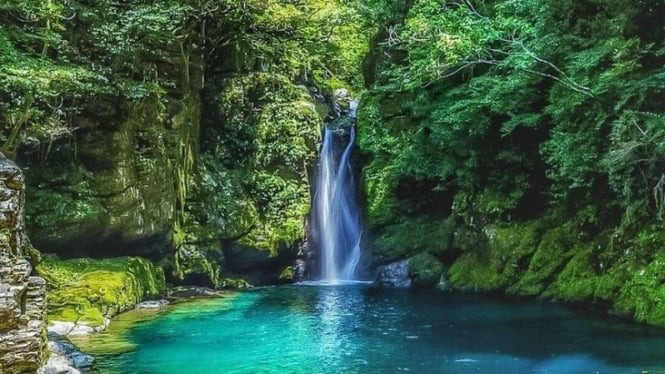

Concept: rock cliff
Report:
left=0, top=154, right=47, bottom=373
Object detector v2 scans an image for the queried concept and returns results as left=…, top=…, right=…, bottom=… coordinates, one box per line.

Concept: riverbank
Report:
left=41, top=285, right=234, bottom=373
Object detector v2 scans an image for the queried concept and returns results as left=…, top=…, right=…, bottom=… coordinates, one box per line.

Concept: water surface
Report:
left=97, top=285, right=665, bottom=373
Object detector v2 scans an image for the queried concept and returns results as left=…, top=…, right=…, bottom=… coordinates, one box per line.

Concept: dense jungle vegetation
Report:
left=2, top=0, right=665, bottom=327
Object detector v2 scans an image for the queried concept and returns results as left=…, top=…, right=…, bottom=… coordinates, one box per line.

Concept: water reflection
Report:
left=316, top=286, right=366, bottom=370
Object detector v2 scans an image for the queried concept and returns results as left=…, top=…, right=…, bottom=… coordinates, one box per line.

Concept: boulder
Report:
left=375, top=259, right=411, bottom=288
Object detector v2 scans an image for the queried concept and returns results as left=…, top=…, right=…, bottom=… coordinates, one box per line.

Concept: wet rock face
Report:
left=0, top=153, right=47, bottom=373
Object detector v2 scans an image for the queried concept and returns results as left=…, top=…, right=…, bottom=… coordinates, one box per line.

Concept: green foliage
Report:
left=1, top=0, right=368, bottom=157
left=188, top=72, right=320, bottom=264
left=360, top=1, right=665, bottom=320
left=361, top=0, right=665, bottom=221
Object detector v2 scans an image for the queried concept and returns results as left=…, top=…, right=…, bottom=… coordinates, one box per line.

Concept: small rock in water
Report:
left=136, top=299, right=169, bottom=309
left=168, top=286, right=225, bottom=299
left=69, top=351, right=94, bottom=369
left=40, top=334, right=93, bottom=374
left=375, top=260, right=411, bottom=288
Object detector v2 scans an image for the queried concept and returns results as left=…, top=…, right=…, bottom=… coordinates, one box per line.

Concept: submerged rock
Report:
left=375, top=260, right=412, bottom=288
left=167, top=286, right=227, bottom=299
left=69, top=351, right=94, bottom=369
left=136, top=299, right=170, bottom=309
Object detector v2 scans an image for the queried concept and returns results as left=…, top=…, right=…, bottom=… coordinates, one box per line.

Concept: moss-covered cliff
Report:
left=21, top=93, right=201, bottom=260
left=1, top=1, right=367, bottom=289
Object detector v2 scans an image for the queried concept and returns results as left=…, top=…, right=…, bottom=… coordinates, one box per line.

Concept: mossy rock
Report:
left=219, top=278, right=251, bottom=289
left=449, top=222, right=540, bottom=291
left=545, top=244, right=600, bottom=301
left=408, top=252, right=445, bottom=287
left=513, top=223, right=577, bottom=296
left=614, top=254, right=665, bottom=326
left=38, top=256, right=166, bottom=326
left=278, top=266, right=295, bottom=283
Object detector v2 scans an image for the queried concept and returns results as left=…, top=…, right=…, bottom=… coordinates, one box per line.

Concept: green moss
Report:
left=171, top=232, right=222, bottom=289
left=615, top=254, right=665, bottom=326
left=448, top=251, right=501, bottom=291
left=546, top=244, right=600, bottom=301
left=194, top=72, right=320, bottom=262
left=278, top=266, right=295, bottom=283
left=408, top=252, right=445, bottom=287
left=449, top=222, right=540, bottom=291
left=514, top=224, right=576, bottom=296
left=38, top=256, right=166, bottom=326
left=219, top=278, right=251, bottom=289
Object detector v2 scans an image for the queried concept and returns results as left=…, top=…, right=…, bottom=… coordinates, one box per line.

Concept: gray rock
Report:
left=136, top=299, right=169, bottom=309
left=375, top=260, right=412, bottom=288
left=0, top=154, right=48, bottom=373
left=41, top=334, right=93, bottom=373
left=48, top=321, right=76, bottom=336
left=436, top=273, right=450, bottom=291
left=38, top=354, right=81, bottom=374
left=67, top=324, right=95, bottom=336
left=168, top=286, right=225, bottom=299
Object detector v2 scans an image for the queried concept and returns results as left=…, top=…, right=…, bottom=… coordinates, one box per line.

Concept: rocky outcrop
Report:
left=375, top=253, right=447, bottom=288
left=0, top=154, right=47, bottom=373
left=375, top=259, right=411, bottom=288
left=38, top=256, right=166, bottom=330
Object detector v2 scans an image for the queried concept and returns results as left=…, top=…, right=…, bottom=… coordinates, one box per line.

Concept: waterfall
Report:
left=313, top=107, right=362, bottom=282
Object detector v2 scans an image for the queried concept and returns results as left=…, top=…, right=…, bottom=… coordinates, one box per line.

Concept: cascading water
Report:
left=312, top=103, right=362, bottom=282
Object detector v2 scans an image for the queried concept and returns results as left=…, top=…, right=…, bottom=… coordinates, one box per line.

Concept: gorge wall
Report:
left=0, top=155, right=47, bottom=373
